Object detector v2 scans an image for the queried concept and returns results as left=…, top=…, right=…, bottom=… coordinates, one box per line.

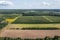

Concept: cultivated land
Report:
left=5, top=24, right=60, bottom=30
left=0, top=15, right=60, bottom=38
left=0, top=9, right=60, bottom=39
left=13, top=16, right=60, bottom=24
left=0, top=30, right=60, bottom=38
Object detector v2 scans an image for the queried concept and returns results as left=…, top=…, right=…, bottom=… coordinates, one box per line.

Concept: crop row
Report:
left=13, top=16, right=60, bottom=24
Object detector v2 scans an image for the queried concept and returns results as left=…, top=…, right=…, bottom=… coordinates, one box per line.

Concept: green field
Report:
left=0, top=13, right=60, bottom=30
left=45, top=16, right=60, bottom=22
left=13, top=16, right=60, bottom=24
left=0, top=11, right=60, bottom=28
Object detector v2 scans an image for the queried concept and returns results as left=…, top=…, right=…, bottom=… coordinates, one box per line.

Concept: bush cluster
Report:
left=9, top=27, right=60, bottom=30
left=0, top=36, right=60, bottom=40
left=21, top=27, right=59, bottom=30
left=0, top=23, right=7, bottom=30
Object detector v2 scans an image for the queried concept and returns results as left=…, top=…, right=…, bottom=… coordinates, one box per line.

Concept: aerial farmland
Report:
left=0, top=9, right=60, bottom=40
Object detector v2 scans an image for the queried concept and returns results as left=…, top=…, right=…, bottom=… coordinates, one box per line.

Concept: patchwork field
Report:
left=0, top=14, right=60, bottom=24
left=0, top=24, right=60, bottom=39
left=0, top=14, right=60, bottom=30
left=0, top=13, right=60, bottom=39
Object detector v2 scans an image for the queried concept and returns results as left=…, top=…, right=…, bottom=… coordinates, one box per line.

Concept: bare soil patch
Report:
left=0, top=30, right=60, bottom=39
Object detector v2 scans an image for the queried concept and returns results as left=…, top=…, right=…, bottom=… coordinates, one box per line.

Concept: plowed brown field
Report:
left=0, top=30, right=60, bottom=38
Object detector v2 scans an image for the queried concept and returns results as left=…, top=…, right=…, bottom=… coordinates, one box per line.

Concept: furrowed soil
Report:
left=0, top=24, right=60, bottom=39
left=0, top=30, right=60, bottom=39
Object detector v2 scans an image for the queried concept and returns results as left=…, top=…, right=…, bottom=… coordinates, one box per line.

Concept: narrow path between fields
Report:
left=8, top=16, right=20, bottom=24
left=42, top=16, right=53, bottom=22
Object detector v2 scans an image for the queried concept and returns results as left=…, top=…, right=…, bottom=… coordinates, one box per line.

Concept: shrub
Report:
left=53, top=36, right=60, bottom=40
left=44, top=36, right=52, bottom=40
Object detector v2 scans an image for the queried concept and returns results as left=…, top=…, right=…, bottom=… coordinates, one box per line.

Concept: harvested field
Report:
left=0, top=24, right=60, bottom=39
left=0, top=30, right=60, bottom=39
left=6, top=24, right=60, bottom=29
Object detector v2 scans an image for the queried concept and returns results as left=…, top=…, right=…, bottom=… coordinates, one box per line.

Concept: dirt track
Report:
left=0, top=30, right=60, bottom=39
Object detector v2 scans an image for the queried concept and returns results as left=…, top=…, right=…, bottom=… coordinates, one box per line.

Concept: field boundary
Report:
left=42, top=16, right=53, bottom=22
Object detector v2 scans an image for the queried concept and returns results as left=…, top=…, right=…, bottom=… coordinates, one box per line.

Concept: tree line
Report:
left=0, top=36, right=60, bottom=40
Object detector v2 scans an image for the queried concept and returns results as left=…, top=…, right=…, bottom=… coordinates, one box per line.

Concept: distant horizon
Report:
left=0, top=9, right=60, bottom=10
left=0, top=0, right=60, bottom=9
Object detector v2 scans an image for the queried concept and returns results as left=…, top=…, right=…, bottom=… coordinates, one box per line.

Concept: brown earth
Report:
left=0, top=30, right=60, bottom=39
left=0, top=24, right=60, bottom=39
